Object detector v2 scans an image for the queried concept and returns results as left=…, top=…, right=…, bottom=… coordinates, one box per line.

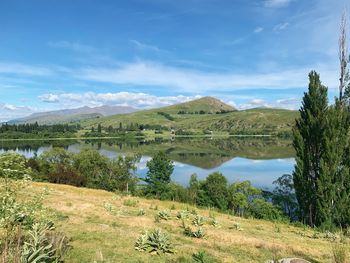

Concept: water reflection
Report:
left=0, top=137, right=295, bottom=190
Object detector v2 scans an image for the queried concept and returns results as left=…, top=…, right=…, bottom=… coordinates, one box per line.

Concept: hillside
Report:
left=79, top=97, right=298, bottom=134
left=9, top=105, right=137, bottom=125
left=34, top=182, right=347, bottom=262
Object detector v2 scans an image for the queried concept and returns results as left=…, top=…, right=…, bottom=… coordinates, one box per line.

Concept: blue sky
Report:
left=0, top=0, right=347, bottom=121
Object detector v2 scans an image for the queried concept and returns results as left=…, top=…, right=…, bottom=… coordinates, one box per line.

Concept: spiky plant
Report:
left=135, top=229, right=174, bottom=255
left=192, top=215, right=204, bottom=226
left=157, top=210, right=171, bottom=221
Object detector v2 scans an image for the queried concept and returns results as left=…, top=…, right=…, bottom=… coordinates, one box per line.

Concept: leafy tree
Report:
left=108, top=154, right=141, bottom=193
left=72, top=149, right=109, bottom=189
left=228, top=180, right=261, bottom=216
left=200, top=172, right=228, bottom=210
left=272, top=174, right=297, bottom=219
left=293, top=71, right=328, bottom=226
left=188, top=173, right=200, bottom=204
left=144, top=151, right=174, bottom=198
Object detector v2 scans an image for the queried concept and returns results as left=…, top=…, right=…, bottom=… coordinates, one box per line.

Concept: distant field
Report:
left=80, top=108, right=298, bottom=135
left=35, top=182, right=348, bottom=263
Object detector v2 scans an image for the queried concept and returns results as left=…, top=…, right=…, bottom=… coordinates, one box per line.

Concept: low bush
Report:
left=135, top=229, right=175, bottom=255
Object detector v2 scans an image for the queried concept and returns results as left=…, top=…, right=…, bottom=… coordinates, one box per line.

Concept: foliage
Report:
left=183, top=227, right=205, bottom=238
left=144, top=151, right=174, bottom=198
left=0, top=152, right=69, bottom=262
left=135, top=229, right=175, bottom=255
left=272, top=174, right=298, bottom=219
left=228, top=180, right=261, bottom=217
left=192, top=250, right=217, bottom=263
left=249, top=199, right=284, bottom=221
left=293, top=71, right=329, bottom=226
left=192, top=215, right=204, bottom=226
left=157, top=210, right=171, bottom=221
left=199, top=172, right=228, bottom=210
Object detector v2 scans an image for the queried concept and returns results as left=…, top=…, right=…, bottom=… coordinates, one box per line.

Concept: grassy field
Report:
left=79, top=97, right=298, bottom=134
left=34, top=182, right=349, bottom=263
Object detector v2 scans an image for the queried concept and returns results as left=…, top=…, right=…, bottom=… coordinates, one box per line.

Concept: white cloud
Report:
left=254, top=27, right=263, bottom=33
left=48, top=41, right=96, bottom=53
left=264, top=0, right=293, bottom=8
left=0, top=62, right=52, bottom=76
left=238, top=97, right=301, bottom=110
left=38, top=94, right=59, bottom=103
left=38, top=91, right=201, bottom=109
left=0, top=103, right=37, bottom=122
left=273, top=22, right=290, bottom=31
left=130, top=40, right=167, bottom=53
left=75, top=60, right=339, bottom=92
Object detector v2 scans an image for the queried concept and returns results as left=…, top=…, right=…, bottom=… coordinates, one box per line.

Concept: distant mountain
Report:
left=9, top=105, right=137, bottom=124
left=159, top=96, right=237, bottom=114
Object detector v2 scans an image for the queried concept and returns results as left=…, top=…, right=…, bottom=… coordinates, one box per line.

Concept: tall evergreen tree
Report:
left=317, top=100, right=349, bottom=228
left=293, top=71, right=328, bottom=226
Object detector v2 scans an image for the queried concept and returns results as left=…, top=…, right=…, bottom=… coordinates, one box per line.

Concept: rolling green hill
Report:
left=79, top=97, right=298, bottom=135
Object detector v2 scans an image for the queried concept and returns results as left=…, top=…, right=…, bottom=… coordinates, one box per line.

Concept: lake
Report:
left=0, top=137, right=295, bottom=191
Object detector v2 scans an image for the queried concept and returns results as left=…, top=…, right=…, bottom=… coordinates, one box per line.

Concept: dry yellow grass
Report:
left=32, top=182, right=349, bottom=263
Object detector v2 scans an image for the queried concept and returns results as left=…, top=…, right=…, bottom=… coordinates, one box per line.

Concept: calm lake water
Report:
left=0, top=137, right=295, bottom=190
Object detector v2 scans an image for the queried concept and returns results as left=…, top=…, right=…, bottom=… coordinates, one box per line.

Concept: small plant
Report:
left=191, top=209, right=198, bottom=215
left=192, top=215, right=204, bottom=226
left=170, top=204, right=176, bottom=210
left=231, top=223, right=242, bottom=231
left=176, top=210, right=189, bottom=220
left=103, top=202, right=115, bottom=213
left=184, top=226, right=205, bottom=238
left=123, top=199, right=138, bottom=207
left=332, top=243, right=348, bottom=263
left=193, top=250, right=216, bottom=263
left=137, top=209, right=146, bottom=216
left=157, top=210, right=171, bottom=221
left=209, top=218, right=220, bottom=228
left=135, top=229, right=175, bottom=255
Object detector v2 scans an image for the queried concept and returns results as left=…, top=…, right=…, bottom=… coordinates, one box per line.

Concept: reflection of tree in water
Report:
left=0, top=137, right=293, bottom=169
left=0, top=140, right=75, bottom=152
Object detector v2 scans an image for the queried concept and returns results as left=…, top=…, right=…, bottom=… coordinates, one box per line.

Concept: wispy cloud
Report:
left=0, top=62, right=52, bottom=76
left=48, top=41, right=97, bottom=53
left=130, top=40, right=168, bottom=53
left=254, top=27, right=263, bottom=33
left=38, top=92, right=200, bottom=109
left=264, top=0, right=293, bottom=8
left=75, top=60, right=338, bottom=92
left=273, top=22, right=290, bottom=31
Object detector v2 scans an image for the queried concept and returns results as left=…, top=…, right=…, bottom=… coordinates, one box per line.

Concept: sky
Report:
left=0, top=0, right=348, bottom=121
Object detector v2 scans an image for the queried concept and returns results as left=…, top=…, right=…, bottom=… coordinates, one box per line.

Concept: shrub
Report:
left=183, top=227, right=205, bottom=238
left=193, top=250, right=217, bottom=263
left=48, top=165, right=86, bottom=187
left=249, top=199, right=284, bottom=221
left=137, top=209, right=146, bottom=216
left=157, top=210, right=171, bottom=221
left=135, top=229, right=175, bottom=255
left=192, top=215, right=204, bottom=226
left=176, top=210, right=189, bottom=220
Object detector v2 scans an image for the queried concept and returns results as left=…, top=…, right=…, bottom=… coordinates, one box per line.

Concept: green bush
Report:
left=183, top=227, right=205, bottom=238
left=135, top=229, right=175, bottom=255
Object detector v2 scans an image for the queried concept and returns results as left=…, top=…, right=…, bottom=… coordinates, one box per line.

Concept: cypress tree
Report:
left=293, top=71, right=328, bottom=226
left=317, top=100, right=349, bottom=228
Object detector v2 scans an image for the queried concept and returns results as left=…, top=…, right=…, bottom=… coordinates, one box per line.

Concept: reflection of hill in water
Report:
left=0, top=138, right=294, bottom=169
left=94, top=137, right=294, bottom=169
